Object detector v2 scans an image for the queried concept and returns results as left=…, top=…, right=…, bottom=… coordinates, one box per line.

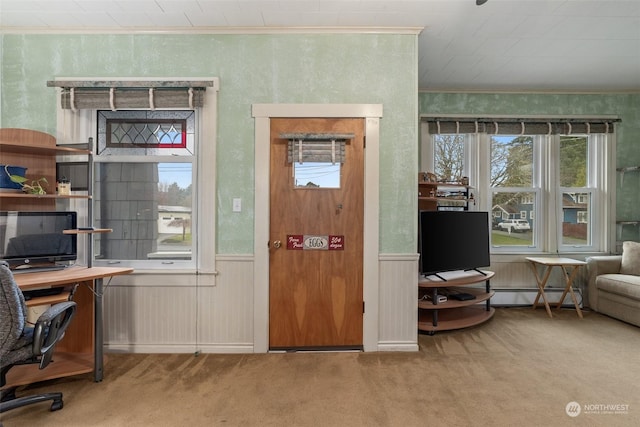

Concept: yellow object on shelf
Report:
left=57, top=180, right=71, bottom=195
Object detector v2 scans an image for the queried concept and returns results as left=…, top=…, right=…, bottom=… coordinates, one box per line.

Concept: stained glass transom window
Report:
left=107, top=119, right=186, bottom=148
left=97, top=110, right=195, bottom=156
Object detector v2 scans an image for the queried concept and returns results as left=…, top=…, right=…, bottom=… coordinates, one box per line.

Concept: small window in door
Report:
left=294, top=162, right=341, bottom=188
left=283, top=133, right=351, bottom=189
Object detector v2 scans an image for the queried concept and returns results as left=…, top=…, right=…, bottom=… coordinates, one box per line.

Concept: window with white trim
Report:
left=521, top=194, right=534, bottom=204
left=51, top=78, right=218, bottom=271
left=491, top=134, right=536, bottom=249
left=93, top=110, right=196, bottom=268
left=422, top=118, right=615, bottom=254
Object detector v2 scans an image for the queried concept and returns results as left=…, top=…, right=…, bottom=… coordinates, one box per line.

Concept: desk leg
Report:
left=94, top=277, right=103, bottom=382
left=529, top=262, right=554, bottom=318
left=556, top=266, right=584, bottom=319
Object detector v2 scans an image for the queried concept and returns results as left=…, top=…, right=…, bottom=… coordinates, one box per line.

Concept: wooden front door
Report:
left=269, top=118, right=364, bottom=350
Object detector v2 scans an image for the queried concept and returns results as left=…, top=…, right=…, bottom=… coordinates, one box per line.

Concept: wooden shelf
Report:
left=64, top=228, right=113, bottom=234
left=418, top=288, right=495, bottom=310
left=0, top=140, right=90, bottom=156
left=417, top=270, right=495, bottom=334
left=1, top=128, right=92, bottom=210
left=417, top=173, right=491, bottom=334
left=0, top=129, right=125, bottom=389
left=419, top=306, right=496, bottom=333
left=418, top=196, right=472, bottom=203
left=3, top=352, right=94, bottom=388
left=431, top=183, right=474, bottom=190
left=25, top=290, right=72, bottom=307
left=9, top=267, right=132, bottom=386
left=0, top=192, right=90, bottom=199
left=419, top=270, right=495, bottom=288
left=418, top=176, right=473, bottom=211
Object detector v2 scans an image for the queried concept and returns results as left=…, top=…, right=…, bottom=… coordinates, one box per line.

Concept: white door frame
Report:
left=252, top=104, right=383, bottom=352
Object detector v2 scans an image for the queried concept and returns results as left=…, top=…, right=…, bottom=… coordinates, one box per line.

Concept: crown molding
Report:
left=418, top=89, right=640, bottom=95
left=0, top=26, right=423, bottom=36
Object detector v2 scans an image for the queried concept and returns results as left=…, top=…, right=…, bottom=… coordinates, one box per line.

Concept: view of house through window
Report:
left=490, top=135, right=535, bottom=248
left=94, top=162, right=192, bottom=261
left=94, top=110, right=195, bottom=266
left=559, top=136, right=591, bottom=246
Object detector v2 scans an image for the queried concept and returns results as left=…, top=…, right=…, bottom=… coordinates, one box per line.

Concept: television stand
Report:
left=418, top=270, right=495, bottom=335
left=423, top=272, right=448, bottom=281
left=465, top=268, right=487, bottom=276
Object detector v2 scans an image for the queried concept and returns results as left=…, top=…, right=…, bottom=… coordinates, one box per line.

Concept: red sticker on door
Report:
left=287, top=235, right=304, bottom=250
left=328, top=235, right=344, bottom=250
left=287, top=235, right=344, bottom=250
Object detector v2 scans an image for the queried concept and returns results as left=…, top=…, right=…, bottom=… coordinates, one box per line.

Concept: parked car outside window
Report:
left=497, top=219, right=531, bottom=233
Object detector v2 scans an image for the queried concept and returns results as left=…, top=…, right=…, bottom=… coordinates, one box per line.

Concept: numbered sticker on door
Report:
left=287, top=235, right=344, bottom=250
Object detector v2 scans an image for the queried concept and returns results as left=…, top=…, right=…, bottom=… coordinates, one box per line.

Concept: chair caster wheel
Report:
left=50, top=400, right=64, bottom=411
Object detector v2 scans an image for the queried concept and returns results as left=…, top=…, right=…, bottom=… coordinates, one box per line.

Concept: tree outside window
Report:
left=433, top=134, right=464, bottom=182
left=491, top=136, right=535, bottom=247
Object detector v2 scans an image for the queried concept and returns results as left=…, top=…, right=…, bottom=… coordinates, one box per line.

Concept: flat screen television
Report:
left=419, top=210, right=490, bottom=278
left=0, top=211, right=77, bottom=271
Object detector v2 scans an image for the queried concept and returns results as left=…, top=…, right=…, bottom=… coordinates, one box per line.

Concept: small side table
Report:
left=525, top=257, right=587, bottom=318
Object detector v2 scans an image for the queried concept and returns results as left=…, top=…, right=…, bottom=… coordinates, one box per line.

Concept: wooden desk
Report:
left=526, top=257, right=586, bottom=318
left=6, top=266, right=133, bottom=388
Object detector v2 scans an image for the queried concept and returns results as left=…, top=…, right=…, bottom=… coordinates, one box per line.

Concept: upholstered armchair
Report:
left=586, top=241, right=640, bottom=327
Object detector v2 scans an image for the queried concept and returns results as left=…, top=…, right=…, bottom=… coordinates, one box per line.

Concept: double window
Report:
left=423, top=118, right=615, bottom=254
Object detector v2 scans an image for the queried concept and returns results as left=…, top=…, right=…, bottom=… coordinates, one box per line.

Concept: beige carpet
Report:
left=2, top=307, right=639, bottom=427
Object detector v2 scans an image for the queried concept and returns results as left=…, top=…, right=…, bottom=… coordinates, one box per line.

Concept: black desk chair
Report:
left=0, top=261, right=76, bottom=415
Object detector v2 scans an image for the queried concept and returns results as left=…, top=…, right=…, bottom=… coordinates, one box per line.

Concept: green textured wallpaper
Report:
left=0, top=33, right=419, bottom=254
left=419, top=92, right=640, bottom=241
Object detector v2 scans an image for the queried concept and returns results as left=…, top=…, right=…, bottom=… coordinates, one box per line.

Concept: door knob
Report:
left=273, top=240, right=282, bottom=249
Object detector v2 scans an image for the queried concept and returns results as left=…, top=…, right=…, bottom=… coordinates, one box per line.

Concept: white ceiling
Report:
left=1, top=0, right=639, bottom=92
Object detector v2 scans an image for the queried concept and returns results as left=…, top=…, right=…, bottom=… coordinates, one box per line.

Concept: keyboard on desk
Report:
left=22, top=287, right=65, bottom=301
left=11, top=264, right=68, bottom=275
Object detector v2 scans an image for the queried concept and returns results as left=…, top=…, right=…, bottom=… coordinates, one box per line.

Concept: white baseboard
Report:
left=105, top=344, right=197, bottom=353
left=377, top=342, right=420, bottom=352
left=105, top=344, right=254, bottom=354
left=196, top=344, right=254, bottom=354
left=492, top=288, right=583, bottom=308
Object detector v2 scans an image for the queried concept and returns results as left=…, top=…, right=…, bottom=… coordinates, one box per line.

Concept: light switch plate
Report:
left=232, top=198, right=242, bottom=212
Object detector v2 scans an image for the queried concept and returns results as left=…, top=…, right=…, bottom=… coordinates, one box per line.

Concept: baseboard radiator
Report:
left=491, top=288, right=584, bottom=308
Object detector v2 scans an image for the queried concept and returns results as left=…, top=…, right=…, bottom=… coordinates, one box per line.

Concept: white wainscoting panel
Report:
left=378, top=254, right=420, bottom=351
left=104, top=274, right=198, bottom=353
left=487, top=256, right=589, bottom=300
left=104, top=256, right=255, bottom=353
left=488, top=259, right=534, bottom=289
left=102, top=254, right=590, bottom=354
left=197, top=255, right=254, bottom=353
